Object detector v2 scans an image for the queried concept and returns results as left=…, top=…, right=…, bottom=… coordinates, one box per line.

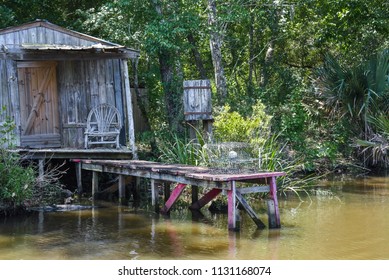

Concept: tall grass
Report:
left=157, top=129, right=319, bottom=197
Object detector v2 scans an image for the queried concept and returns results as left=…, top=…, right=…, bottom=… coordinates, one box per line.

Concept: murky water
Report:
left=1, top=176, right=389, bottom=260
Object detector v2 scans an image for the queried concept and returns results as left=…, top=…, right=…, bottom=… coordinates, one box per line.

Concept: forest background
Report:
left=1, top=0, right=389, bottom=174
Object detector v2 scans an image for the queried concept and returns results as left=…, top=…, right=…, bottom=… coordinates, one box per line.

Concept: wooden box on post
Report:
left=183, top=79, right=213, bottom=139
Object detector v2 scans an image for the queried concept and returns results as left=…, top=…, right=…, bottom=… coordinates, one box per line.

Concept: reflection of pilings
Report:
left=118, top=206, right=124, bottom=233
left=91, top=203, right=97, bottom=232
left=268, top=229, right=281, bottom=260
left=166, top=220, right=184, bottom=257
left=228, top=231, right=240, bottom=259
left=151, top=217, right=156, bottom=243
left=38, top=210, right=44, bottom=234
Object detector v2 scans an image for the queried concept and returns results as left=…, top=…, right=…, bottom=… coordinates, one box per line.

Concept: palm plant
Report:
left=316, top=51, right=389, bottom=166
left=316, top=51, right=389, bottom=131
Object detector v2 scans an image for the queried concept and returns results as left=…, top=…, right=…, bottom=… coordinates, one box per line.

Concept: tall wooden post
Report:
left=75, top=161, right=83, bottom=194
left=118, top=175, right=126, bottom=205
left=191, top=185, right=199, bottom=204
left=92, top=171, right=99, bottom=199
left=38, top=159, right=45, bottom=187
left=227, top=181, right=238, bottom=231
left=151, top=179, right=159, bottom=213
left=121, top=59, right=137, bottom=158
left=267, top=176, right=281, bottom=228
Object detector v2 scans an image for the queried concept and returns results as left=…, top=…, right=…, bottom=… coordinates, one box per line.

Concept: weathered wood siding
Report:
left=58, top=59, right=125, bottom=148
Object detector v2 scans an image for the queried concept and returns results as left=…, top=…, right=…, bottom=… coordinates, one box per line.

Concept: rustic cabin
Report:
left=0, top=20, right=139, bottom=159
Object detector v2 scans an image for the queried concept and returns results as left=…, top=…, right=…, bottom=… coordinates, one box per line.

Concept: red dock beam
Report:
left=160, top=183, right=187, bottom=214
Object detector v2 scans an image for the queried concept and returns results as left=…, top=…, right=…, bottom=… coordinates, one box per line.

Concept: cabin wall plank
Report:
left=0, top=60, right=7, bottom=115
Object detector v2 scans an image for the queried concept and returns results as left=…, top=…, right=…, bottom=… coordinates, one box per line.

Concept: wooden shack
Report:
left=0, top=20, right=139, bottom=154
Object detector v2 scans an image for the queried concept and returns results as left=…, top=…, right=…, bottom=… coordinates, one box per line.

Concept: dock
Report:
left=75, top=159, right=285, bottom=231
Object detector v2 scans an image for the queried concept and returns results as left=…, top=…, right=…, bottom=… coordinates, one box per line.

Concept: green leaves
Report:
left=316, top=50, right=389, bottom=128
left=213, top=102, right=272, bottom=144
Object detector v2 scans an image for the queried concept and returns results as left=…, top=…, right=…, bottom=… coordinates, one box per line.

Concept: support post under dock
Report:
left=151, top=179, right=159, bottom=213
left=92, top=171, right=99, bottom=198
left=268, top=176, right=281, bottom=228
left=75, top=161, right=83, bottom=194
left=228, top=181, right=238, bottom=231
left=118, top=175, right=126, bottom=205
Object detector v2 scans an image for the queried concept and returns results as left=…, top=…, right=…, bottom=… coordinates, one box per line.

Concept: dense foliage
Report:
left=1, top=0, right=389, bottom=170
left=0, top=107, right=65, bottom=214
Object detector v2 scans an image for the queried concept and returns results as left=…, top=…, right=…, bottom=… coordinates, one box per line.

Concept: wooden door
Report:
left=17, top=61, right=60, bottom=148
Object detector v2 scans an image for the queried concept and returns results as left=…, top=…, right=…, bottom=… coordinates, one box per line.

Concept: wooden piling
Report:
left=191, top=185, right=199, bottom=204
left=75, top=161, right=83, bottom=194
left=228, top=181, right=237, bottom=231
left=38, top=159, right=45, bottom=187
left=92, top=171, right=99, bottom=198
left=118, top=175, right=126, bottom=205
left=268, top=176, right=281, bottom=228
left=151, top=179, right=159, bottom=213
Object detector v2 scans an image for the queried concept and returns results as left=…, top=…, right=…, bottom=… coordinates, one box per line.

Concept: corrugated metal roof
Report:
left=21, top=43, right=125, bottom=52
left=0, top=20, right=139, bottom=56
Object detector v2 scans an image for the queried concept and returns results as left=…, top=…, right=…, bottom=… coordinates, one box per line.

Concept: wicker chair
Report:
left=84, top=103, right=122, bottom=149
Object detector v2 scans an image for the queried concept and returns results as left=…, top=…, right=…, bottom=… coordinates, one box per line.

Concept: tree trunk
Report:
left=131, top=58, right=151, bottom=131
left=187, top=33, right=207, bottom=79
left=152, top=0, right=184, bottom=132
left=248, top=11, right=255, bottom=96
left=208, top=0, right=228, bottom=101
left=260, top=2, right=279, bottom=88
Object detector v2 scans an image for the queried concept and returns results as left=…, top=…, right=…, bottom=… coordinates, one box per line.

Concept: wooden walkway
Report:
left=75, top=159, right=285, bottom=231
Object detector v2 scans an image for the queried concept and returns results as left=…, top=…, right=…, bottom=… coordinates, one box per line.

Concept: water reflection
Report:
left=1, top=176, right=389, bottom=259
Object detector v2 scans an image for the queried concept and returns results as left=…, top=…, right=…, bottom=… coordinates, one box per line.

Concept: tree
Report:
left=207, top=0, right=228, bottom=101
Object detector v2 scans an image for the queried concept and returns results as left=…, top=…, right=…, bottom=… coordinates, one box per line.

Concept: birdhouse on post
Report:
left=183, top=80, right=213, bottom=140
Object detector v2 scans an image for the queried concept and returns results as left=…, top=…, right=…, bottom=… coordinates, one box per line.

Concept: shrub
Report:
left=213, top=101, right=272, bottom=145
left=0, top=109, right=36, bottom=213
left=0, top=107, right=65, bottom=214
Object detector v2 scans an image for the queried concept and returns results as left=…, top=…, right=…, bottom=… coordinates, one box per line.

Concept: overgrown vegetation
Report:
left=0, top=107, right=65, bottom=215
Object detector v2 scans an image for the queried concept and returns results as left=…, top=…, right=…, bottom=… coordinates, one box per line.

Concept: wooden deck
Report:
left=76, top=159, right=285, bottom=231
left=14, top=148, right=133, bottom=160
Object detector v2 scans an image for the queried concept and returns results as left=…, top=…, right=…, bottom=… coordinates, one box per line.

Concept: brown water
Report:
left=1, top=176, right=389, bottom=260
